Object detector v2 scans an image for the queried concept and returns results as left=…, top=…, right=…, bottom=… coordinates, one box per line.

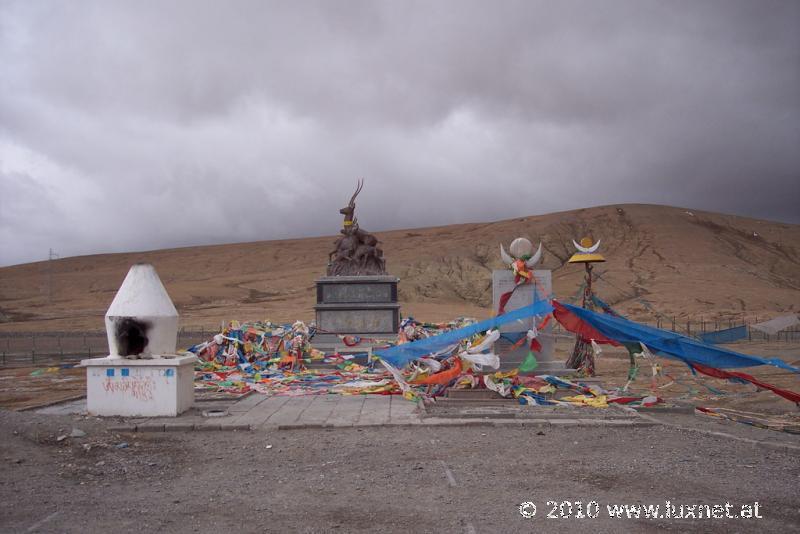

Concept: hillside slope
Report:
left=1, top=204, right=798, bottom=332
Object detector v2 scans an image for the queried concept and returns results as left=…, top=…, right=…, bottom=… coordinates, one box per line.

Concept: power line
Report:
left=592, top=270, right=672, bottom=322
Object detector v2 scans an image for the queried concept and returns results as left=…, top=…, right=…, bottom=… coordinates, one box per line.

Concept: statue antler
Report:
left=349, top=178, right=364, bottom=207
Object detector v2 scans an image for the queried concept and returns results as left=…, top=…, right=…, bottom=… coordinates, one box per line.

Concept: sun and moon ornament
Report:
left=565, top=236, right=606, bottom=375
left=569, top=237, right=605, bottom=265
left=500, top=238, right=543, bottom=283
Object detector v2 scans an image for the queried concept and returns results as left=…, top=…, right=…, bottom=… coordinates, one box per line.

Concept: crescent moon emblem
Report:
left=525, top=242, right=543, bottom=268
left=500, top=244, right=513, bottom=266
left=573, top=239, right=601, bottom=254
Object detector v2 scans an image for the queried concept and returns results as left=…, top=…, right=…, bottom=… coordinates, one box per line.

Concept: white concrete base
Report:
left=81, top=354, right=196, bottom=417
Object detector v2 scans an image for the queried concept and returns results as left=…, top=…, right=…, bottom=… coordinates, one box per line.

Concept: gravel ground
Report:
left=1, top=410, right=798, bottom=533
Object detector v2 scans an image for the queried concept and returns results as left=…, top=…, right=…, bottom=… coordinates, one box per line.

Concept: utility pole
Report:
left=47, top=248, right=59, bottom=303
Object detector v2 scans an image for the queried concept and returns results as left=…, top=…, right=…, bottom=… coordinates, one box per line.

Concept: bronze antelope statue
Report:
left=327, top=180, right=387, bottom=276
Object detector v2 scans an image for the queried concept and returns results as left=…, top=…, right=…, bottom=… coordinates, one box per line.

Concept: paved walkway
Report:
left=39, top=394, right=655, bottom=432
left=122, top=395, right=423, bottom=431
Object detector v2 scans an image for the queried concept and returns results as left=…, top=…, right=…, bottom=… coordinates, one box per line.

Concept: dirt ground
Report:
left=0, top=409, right=797, bottom=533
left=0, top=340, right=800, bottom=533
left=0, top=341, right=797, bottom=532
left=1, top=336, right=797, bottom=532
left=0, top=365, right=85, bottom=411
left=587, top=340, right=800, bottom=417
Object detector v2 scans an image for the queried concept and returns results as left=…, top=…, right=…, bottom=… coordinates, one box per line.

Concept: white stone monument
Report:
left=494, top=238, right=572, bottom=374
left=81, top=264, right=196, bottom=416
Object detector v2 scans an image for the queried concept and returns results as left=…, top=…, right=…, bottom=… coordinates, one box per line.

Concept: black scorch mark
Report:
left=115, top=318, right=150, bottom=356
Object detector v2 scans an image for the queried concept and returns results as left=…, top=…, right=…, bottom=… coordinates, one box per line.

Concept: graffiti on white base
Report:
left=102, top=376, right=156, bottom=401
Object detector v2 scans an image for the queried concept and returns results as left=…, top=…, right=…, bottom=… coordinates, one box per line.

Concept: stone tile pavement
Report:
left=36, top=394, right=656, bottom=432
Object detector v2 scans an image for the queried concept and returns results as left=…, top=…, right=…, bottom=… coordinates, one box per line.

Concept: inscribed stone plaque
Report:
left=322, top=283, right=392, bottom=304
left=317, top=308, right=397, bottom=334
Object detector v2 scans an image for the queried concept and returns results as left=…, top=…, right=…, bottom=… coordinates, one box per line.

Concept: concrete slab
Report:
left=34, top=399, right=87, bottom=415
left=262, top=396, right=316, bottom=428
left=235, top=396, right=291, bottom=429
left=163, top=422, right=195, bottom=432
left=32, top=391, right=661, bottom=434
left=389, top=396, right=420, bottom=423
left=297, top=395, right=339, bottom=425
left=325, top=396, right=365, bottom=427
left=327, top=421, right=358, bottom=428
left=137, top=422, right=166, bottom=432
left=421, top=418, right=495, bottom=427
left=228, top=393, right=268, bottom=413
left=163, top=414, right=207, bottom=429
left=278, top=423, right=326, bottom=430
left=194, top=416, right=231, bottom=430
left=357, top=395, right=390, bottom=425
left=389, top=397, right=416, bottom=417
left=218, top=423, right=251, bottom=431
left=128, top=417, right=152, bottom=426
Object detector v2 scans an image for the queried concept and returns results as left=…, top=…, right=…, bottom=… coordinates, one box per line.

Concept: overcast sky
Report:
left=1, top=0, right=798, bottom=267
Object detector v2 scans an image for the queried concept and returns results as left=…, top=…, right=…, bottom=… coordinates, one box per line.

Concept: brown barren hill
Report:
left=0, top=204, right=798, bottom=332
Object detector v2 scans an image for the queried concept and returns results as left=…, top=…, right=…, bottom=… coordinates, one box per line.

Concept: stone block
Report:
left=316, top=276, right=399, bottom=303
left=316, top=305, right=399, bottom=334
left=81, top=355, right=196, bottom=417
left=314, top=275, right=400, bottom=337
left=319, top=283, right=394, bottom=304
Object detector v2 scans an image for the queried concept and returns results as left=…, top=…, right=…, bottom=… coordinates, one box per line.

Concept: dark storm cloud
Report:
left=1, top=0, right=798, bottom=266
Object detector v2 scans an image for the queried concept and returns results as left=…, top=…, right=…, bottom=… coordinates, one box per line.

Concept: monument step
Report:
left=446, top=389, right=505, bottom=400
left=432, top=398, right=518, bottom=407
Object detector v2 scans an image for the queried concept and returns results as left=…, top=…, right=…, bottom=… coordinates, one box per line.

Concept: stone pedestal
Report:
left=492, top=270, right=572, bottom=375
left=313, top=276, right=400, bottom=355
left=81, top=355, right=196, bottom=417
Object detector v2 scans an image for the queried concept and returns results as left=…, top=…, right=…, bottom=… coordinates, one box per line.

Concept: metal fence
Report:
left=0, top=329, right=212, bottom=367
left=549, top=319, right=800, bottom=342
left=1, top=321, right=798, bottom=367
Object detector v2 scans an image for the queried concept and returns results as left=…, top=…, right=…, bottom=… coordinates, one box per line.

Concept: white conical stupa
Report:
left=104, top=263, right=179, bottom=358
